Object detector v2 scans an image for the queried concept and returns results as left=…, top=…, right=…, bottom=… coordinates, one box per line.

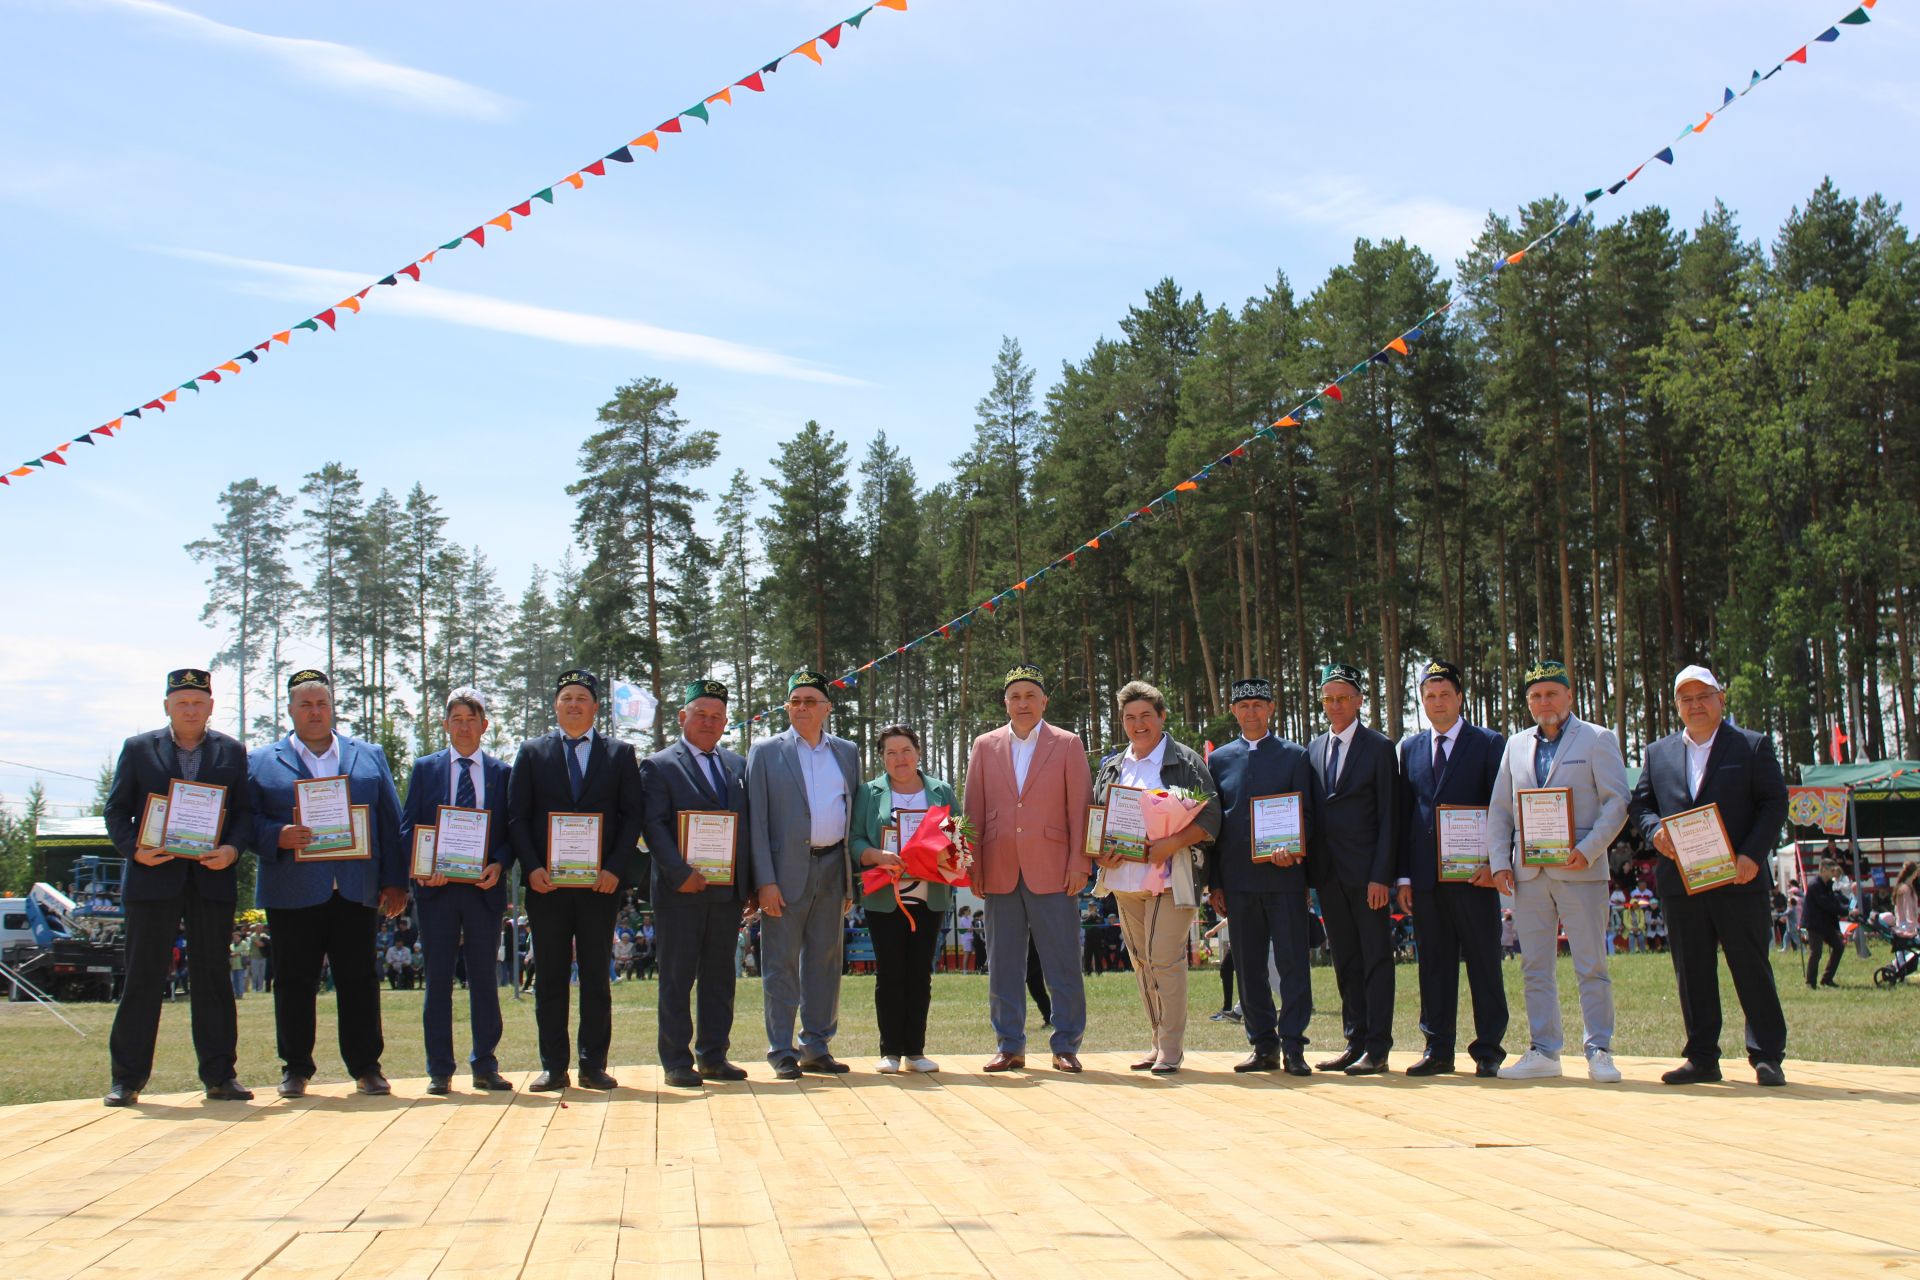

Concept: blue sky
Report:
left=2, top=0, right=1912, bottom=814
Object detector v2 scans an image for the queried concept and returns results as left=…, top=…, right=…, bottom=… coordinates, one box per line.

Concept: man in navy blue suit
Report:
left=1204, top=677, right=1316, bottom=1076
left=1395, top=660, right=1509, bottom=1078
left=1629, top=664, right=1790, bottom=1087
left=638, top=678, right=751, bottom=1089
left=399, top=686, right=516, bottom=1095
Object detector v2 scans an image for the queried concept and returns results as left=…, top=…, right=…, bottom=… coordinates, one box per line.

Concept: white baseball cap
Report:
left=1673, top=664, right=1722, bottom=693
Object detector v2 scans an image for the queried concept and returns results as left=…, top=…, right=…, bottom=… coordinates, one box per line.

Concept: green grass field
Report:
left=1, top=947, right=1912, bottom=1107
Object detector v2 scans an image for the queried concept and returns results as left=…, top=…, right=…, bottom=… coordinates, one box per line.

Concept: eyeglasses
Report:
left=786, top=697, right=829, bottom=710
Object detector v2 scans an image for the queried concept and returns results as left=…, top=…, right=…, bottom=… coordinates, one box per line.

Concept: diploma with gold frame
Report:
left=160, top=778, right=227, bottom=859
left=1102, top=785, right=1149, bottom=861
left=678, top=810, right=738, bottom=886
left=1436, top=805, right=1490, bottom=882
left=1664, top=803, right=1739, bottom=895
left=547, top=813, right=603, bottom=886
left=1517, top=787, right=1575, bottom=867
left=295, top=775, right=356, bottom=854
left=1083, top=806, right=1107, bottom=858
left=433, top=805, right=491, bottom=882
left=409, top=827, right=438, bottom=880
left=1250, top=792, right=1304, bottom=864
left=299, top=805, right=371, bottom=862
left=138, top=794, right=168, bottom=851
left=881, top=825, right=899, bottom=854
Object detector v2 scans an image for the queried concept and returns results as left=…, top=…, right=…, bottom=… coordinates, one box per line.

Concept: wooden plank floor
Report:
left=3, top=1052, right=1917, bottom=1279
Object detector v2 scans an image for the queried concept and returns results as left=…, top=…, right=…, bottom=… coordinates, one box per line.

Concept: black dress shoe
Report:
left=1150, top=1061, right=1181, bottom=1075
left=205, top=1078, right=254, bottom=1101
left=471, top=1071, right=514, bottom=1091
left=1282, top=1050, right=1312, bottom=1077
left=1405, top=1053, right=1456, bottom=1077
left=1474, top=1060, right=1501, bottom=1079
left=1344, top=1054, right=1390, bottom=1076
left=426, top=1075, right=452, bottom=1096
left=356, top=1072, right=392, bottom=1096
left=1233, top=1051, right=1281, bottom=1073
left=695, top=1060, right=749, bottom=1081
left=773, top=1058, right=803, bottom=1081
left=1755, top=1062, right=1787, bottom=1087
left=1660, top=1060, right=1723, bottom=1085
left=578, top=1067, right=619, bottom=1090
left=663, top=1067, right=703, bottom=1089
left=104, top=1082, right=140, bottom=1107
left=1819, top=978, right=1839, bottom=988
left=277, top=1073, right=309, bottom=1099
left=528, top=1070, right=570, bottom=1092
left=1316, top=1047, right=1362, bottom=1073
left=797, top=1055, right=850, bottom=1075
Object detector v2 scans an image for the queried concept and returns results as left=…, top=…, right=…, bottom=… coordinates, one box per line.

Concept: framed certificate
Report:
left=161, top=778, right=226, bottom=860
left=881, top=825, right=899, bottom=854
left=298, top=805, right=371, bottom=862
left=410, top=827, right=438, bottom=880
left=138, top=793, right=168, bottom=850
left=547, top=812, right=603, bottom=887
left=1083, top=805, right=1107, bottom=858
left=295, top=775, right=356, bottom=854
left=433, top=805, right=491, bottom=882
left=1664, top=803, right=1739, bottom=895
left=1102, top=785, right=1149, bottom=861
left=894, top=808, right=927, bottom=849
left=1517, top=787, right=1575, bottom=867
left=1437, top=805, right=1490, bottom=882
left=678, top=810, right=738, bottom=887
left=1250, top=792, right=1304, bottom=864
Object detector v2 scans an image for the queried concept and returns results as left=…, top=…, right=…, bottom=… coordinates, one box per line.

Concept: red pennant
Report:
left=658, top=118, right=683, bottom=133
left=737, top=71, right=765, bottom=92
left=356, top=287, right=371, bottom=300
left=1787, top=46, right=1808, bottom=63
left=316, top=309, right=337, bottom=330
left=511, top=200, right=531, bottom=217
left=44, top=451, right=68, bottom=465
left=821, top=24, right=843, bottom=48
left=1323, top=384, right=1344, bottom=402
left=584, top=159, right=607, bottom=176
left=255, top=342, right=271, bottom=352
left=143, top=399, right=165, bottom=412
left=201, top=370, right=222, bottom=384
left=465, top=226, right=486, bottom=247
left=400, top=263, right=422, bottom=282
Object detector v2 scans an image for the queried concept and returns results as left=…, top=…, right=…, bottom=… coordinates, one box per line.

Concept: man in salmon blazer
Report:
left=964, top=664, right=1093, bottom=1074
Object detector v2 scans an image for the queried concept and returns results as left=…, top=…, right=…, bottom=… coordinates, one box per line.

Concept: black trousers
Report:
left=267, top=893, right=383, bottom=1079
left=868, top=901, right=941, bottom=1057
left=110, top=887, right=237, bottom=1087
left=655, top=895, right=740, bottom=1072
left=1662, top=890, right=1787, bottom=1066
left=1806, top=926, right=1844, bottom=985
left=1411, top=884, right=1509, bottom=1065
left=1318, top=880, right=1394, bottom=1056
left=1227, top=889, right=1313, bottom=1054
left=1219, top=943, right=1235, bottom=1008
left=1026, top=938, right=1052, bottom=1024
left=417, top=887, right=504, bottom=1078
left=524, top=886, right=618, bottom=1073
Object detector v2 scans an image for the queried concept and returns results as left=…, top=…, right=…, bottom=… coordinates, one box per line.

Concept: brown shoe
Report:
left=982, top=1052, right=1025, bottom=1073
left=1129, top=1056, right=1158, bottom=1071
left=1051, top=1053, right=1084, bottom=1074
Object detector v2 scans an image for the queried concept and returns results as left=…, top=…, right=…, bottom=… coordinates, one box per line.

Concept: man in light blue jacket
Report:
left=1486, top=660, right=1629, bottom=1084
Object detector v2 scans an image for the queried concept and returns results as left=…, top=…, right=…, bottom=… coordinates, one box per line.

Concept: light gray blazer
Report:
left=1486, top=715, right=1629, bottom=883
left=746, top=726, right=861, bottom=902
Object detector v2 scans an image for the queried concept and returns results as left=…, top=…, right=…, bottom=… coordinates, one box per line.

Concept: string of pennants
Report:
left=1, top=0, right=909, bottom=491
left=724, top=0, right=1884, bottom=732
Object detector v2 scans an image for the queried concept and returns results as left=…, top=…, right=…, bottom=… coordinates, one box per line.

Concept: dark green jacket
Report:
left=850, top=771, right=958, bottom=913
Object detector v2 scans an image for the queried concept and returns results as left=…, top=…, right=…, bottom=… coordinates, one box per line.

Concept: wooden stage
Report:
left=5, top=1052, right=1917, bottom=1279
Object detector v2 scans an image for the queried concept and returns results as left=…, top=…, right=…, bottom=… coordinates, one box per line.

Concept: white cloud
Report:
left=168, top=248, right=866, bottom=386
left=98, top=0, right=510, bottom=120
left=1258, top=175, right=1486, bottom=269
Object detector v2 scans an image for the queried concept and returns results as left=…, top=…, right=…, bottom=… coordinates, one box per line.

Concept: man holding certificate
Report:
left=1205, top=677, right=1317, bottom=1075
left=638, top=678, right=751, bottom=1089
left=1394, top=660, right=1509, bottom=1078
left=508, top=669, right=646, bottom=1092
left=247, top=670, right=408, bottom=1098
left=101, top=668, right=254, bottom=1106
left=1629, top=665, right=1790, bottom=1087
left=398, top=687, right=516, bottom=1096
left=1486, top=660, right=1630, bottom=1084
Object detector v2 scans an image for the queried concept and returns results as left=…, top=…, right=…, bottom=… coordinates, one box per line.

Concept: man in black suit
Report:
left=1628, top=664, right=1790, bottom=1087
left=1800, top=860, right=1851, bottom=988
left=1306, top=662, right=1399, bottom=1074
left=1205, top=677, right=1317, bottom=1076
left=637, top=678, right=751, bottom=1089
left=1395, top=660, right=1508, bottom=1078
left=507, top=669, right=646, bottom=1092
left=100, top=668, right=255, bottom=1106
left=399, top=686, right=516, bottom=1095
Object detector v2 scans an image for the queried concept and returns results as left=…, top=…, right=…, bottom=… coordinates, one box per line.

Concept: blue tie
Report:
left=701, top=751, right=728, bottom=806
left=1433, top=734, right=1449, bottom=786
left=565, top=736, right=587, bottom=802
left=1326, top=737, right=1342, bottom=795
left=455, top=756, right=476, bottom=809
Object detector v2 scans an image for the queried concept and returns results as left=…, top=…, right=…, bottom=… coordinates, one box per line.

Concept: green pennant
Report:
left=533, top=188, right=554, bottom=203
left=1584, top=188, right=1603, bottom=202
left=439, top=238, right=464, bottom=250
left=1839, top=6, right=1870, bottom=24
left=294, top=319, right=320, bottom=333
left=181, top=380, right=199, bottom=392
left=683, top=103, right=710, bottom=124
left=847, top=5, right=873, bottom=26
left=25, top=459, right=44, bottom=468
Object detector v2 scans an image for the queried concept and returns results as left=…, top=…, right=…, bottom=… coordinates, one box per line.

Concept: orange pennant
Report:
left=1506, top=251, right=1526, bottom=265
left=633, top=132, right=659, bottom=151
left=706, top=88, right=733, bottom=107
left=218, top=361, right=241, bottom=374
left=273, top=331, right=291, bottom=344
left=338, top=297, right=362, bottom=314
left=1086, top=537, right=1101, bottom=550
left=876, top=0, right=907, bottom=8
left=422, top=250, right=437, bottom=264
left=1175, top=481, right=1199, bottom=492
left=563, top=172, right=585, bottom=189
left=1693, top=112, right=1713, bottom=133
left=1387, top=337, right=1410, bottom=355
left=488, top=213, right=514, bottom=231
left=9, top=467, right=32, bottom=477
left=794, top=39, right=823, bottom=63
left=1276, top=415, right=1299, bottom=428
left=161, top=390, right=177, bottom=404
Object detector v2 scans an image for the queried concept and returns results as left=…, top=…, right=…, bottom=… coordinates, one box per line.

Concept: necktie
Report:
left=456, top=756, right=476, bottom=809
left=701, top=751, right=728, bottom=806
left=1326, top=737, right=1342, bottom=794
left=565, top=736, right=587, bottom=802
left=1433, top=734, right=1449, bottom=784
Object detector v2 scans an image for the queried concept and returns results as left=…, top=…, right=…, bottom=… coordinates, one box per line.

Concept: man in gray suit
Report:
left=1487, top=660, right=1630, bottom=1084
left=746, top=669, right=861, bottom=1079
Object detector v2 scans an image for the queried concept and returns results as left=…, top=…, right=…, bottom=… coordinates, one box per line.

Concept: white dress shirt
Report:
left=1429, top=719, right=1462, bottom=774
left=891, top=786, right=929, bottom=903
left=448, top=751, right=486, bottom=808
left=1107, top=735, right=1169, bottom=894
left=1325, top=720, right=1360, bottom=789
left=794, top=730, right=848, bottom=846
left=292, top=733, right=341, bottom=780
left=1684, top=725, right=1717, bottom=799
left=1009, top=722, right=1043, bottom=793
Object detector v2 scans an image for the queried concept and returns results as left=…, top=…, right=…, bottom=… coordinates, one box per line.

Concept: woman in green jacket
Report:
left=850, top=723, right=957, bottom=1074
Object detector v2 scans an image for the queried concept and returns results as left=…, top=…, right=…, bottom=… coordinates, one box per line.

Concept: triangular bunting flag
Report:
left=294, top=319, right=319, bottom=333
left=337, top=298, right=361, bottom=314
left=876, top=0, right=907, bottom=9
left=658, top=118, right=683, bottom=133
left=181, top=380, right=199, bottom=393
left=1405, top=327, right=1425, bottom=341
left=161, top=390, right=177, bottom=403
left=606, top=145, right=634, bottom=163
left=379, top=274, right=398, bottom=286
left=76, top=433, right=94, bottom=445
left=1014, top=579, right=1028, bottom=590
left=1323, top=384, right=1343, bottom=402
left=1840, top=6, right=1870, bottom=23
left=201, top=369, right=223, bottom=381
left=634, top=133, right=660, bottom=151
left=1655, top=147, right=1674, bottom=164
left=563, top=172, right=584, bottom=189
left=237, top=351, right=258, bottom=363
left=25, top=459, right=45, bottom=469
left=1506, top=250, right=1526, bottom=265
left=534, top=187, right=554, bottom=203
left=1607, top=179, right=1627, bottom=194
left=583, top=159, right=606, bottom=176
left=794, top=40, right=822, bottom=63
left=707, top=88, right=733, bottom=107
left=1693, top=112, right=1713, bottom=133
left=761, top=58, right=782, bottom=74
left=511, top=200, right=532, bottom=216
left=315, top=310, right=338, bottom=329
left=738, top=71, right=765, bottom=92
left=464, top=227, right=487, bottom=246
left=683, top=103, right=710, bottom=124
left=1387, top=337, right=1410, bottom=355
left=1175, top=480, right=1199, bottom=492
left=848, top=6, right=874, bottom=26
left=440, top=237, right=464, bottom=250
left=273, top=331, right=291, bottom=344
left=400, top=263, right=422, bottom=282
left=1627, top=163, right=1646, bottom=181
left=821, top=25, right=843, bottom=49
left=1722, top=87, right=1735, bottom=106
left=1815, top=26, right=1840, bottom=42
left=488, top=213, right=514, bottom=231
left=126, top=408, right=143, bottom=418
left=1786, top=46, right=1807, bottom=63
left=44, top=451, right=67, bottom=465
left=1584, top=188, right=1603, bottom=202
left=1087, top=537, right=1100, bottom=550
left=1277, top=415, right=1299, bottom=428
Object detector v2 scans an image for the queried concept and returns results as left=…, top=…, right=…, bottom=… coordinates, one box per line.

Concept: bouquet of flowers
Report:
left=1131, top=783, right=1209, bottom=893
left=861, top=804, right=975, bottom=929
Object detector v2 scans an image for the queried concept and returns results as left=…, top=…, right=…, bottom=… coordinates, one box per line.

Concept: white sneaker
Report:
left=905, top=1056, right=939, bottom=1074
left=1587, top=1050, right=1622, bottom=1083
left=877, top=1056, right=902, bottom=1074
left=1497, top=1049, right=1563, bottom=1080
